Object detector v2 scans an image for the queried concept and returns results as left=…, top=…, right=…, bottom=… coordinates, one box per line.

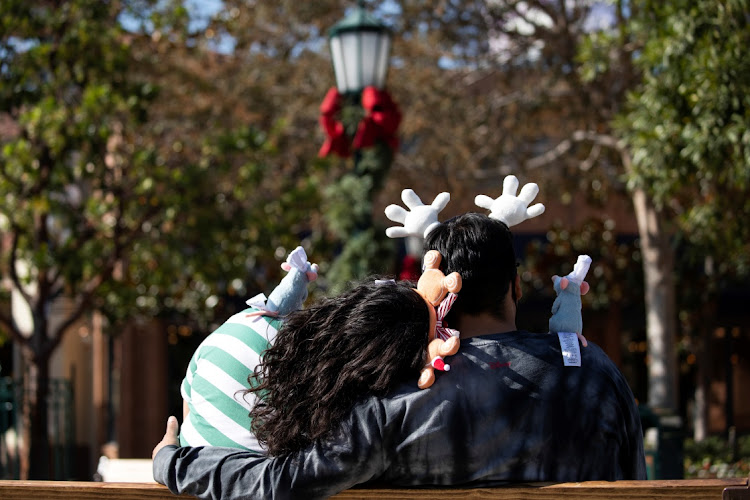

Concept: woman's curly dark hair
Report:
left=246, top=279, right=430, bottom=456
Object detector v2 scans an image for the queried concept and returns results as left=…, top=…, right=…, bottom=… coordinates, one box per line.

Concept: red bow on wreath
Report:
left=318, top=86, right=402, bottom=158
left=318, top=87, right=350, bottom=158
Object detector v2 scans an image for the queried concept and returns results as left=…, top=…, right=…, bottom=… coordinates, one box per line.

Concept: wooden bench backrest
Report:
left=0, top=478, right=747, bottom=500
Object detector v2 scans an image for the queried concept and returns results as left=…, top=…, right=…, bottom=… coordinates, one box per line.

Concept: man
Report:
left=153, top=211, right=646, bottom=499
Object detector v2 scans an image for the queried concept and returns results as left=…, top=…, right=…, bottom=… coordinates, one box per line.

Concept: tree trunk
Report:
left=693, top=257, right=717, bottom=441
left=26, top=349, right=52, bottom=479
left=632, top=188, right=678, bottom=411
left=694, top=324, right=712, bottom=440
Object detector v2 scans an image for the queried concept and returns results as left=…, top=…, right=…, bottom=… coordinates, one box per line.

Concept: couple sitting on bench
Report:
left=152, top=176, right=646, bottom=499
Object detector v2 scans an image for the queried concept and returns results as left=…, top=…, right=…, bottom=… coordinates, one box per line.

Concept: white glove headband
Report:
left=384, top=174, right=545, bottom=241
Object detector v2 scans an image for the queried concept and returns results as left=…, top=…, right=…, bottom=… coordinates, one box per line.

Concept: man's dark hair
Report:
left=423, top=212, right=517, bottom=321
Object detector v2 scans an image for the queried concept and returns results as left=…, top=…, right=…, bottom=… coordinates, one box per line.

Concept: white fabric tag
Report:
left=557, top=332, right=582, bottom=367
left=246, top=293, right=267, bottom=308
left=244, top=293, right=269, bottom=323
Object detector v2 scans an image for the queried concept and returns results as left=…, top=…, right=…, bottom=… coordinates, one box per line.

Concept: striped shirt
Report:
left=180, top=307, right=281, bottom=452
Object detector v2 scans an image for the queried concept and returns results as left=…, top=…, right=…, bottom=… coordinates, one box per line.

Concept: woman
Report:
left=247, top=278, right=431, bottom=455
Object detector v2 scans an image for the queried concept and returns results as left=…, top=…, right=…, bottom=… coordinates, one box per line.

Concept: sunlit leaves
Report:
left=1, top=0, right=325, bottom=335
left=616, top=0, right=750, bottom=272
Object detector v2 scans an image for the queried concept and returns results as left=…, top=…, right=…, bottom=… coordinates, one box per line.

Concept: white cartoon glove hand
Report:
left=385, top=189, right=450, bottom=239
left=474, top=175, right=545, bottom=227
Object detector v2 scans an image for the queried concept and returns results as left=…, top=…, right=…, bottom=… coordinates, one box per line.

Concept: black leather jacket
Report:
left=154, top=331, right=646, bottom=499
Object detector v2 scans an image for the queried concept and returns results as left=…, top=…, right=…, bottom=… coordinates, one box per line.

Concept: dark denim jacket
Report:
left=154, top=331, right=646, bottom=499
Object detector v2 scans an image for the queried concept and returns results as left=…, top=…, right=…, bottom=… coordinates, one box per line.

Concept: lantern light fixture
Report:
left=328, top=1, right=391, bottom=95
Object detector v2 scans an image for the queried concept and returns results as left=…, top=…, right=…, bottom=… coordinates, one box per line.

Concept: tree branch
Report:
left=46, top=204, right=161, bottom=356
left=8, top=227, right=33, bottom=305
left=526, top=130, right=629, bottom=169
left=34, top=213, right=53, bottom=321
left=0, top=307, right=27, bottom=347
left=527, top=1, right=560, bottom=30
left=22, top=143, right=53, bottom=199
left=580, top=143, right=601, bottom=172
left=467, top=129, right=632, bottom=189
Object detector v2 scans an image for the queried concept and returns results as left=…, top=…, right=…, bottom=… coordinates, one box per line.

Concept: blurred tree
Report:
left=135, top=0, right=748, bottom=438
left=202, top=0, right=648, bottom=332
left=611, top=0, right=750, bottom=435
left=188, top=1, right=628, bottom=287
left=0, top=0, right=323, bottom=478
left=478, top=0, right=750, bottom=419
left=393, top=0, right=748, bottom=419
left=569, top=0, right=750, bottom=434
left=204, top=1, right=404, bottom=290
left=518, top=218, right=645, bottom=383
left=616, top=0, right=750, bottom=275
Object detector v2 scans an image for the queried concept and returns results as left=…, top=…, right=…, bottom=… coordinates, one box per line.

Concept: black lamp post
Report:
left=320, top=1, right=398, bottom=160
left=321, top=2, right=401, bottom=289
left=328, top=1, right=391, bottom=96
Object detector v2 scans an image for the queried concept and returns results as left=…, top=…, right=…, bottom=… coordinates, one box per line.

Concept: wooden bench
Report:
left=0, top=478, right=748, bottom=499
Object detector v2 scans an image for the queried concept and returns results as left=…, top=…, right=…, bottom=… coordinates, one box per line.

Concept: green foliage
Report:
left=577, top=30, right=623, bottom=84
left=96, top=123, right=325, bottom=329
left=322, top=144, right=395, bottom=240
left=324, top=173, right=374, bottom=239
left=354, top=142, right=394, bottom=194
left=684, top=434, right=750, bottom=478
left=321, top=97, right=396, bottom=293
left=0, top=0, right=327, bottom=336
left=522, top=218, right=643, bottom=313
left=615, top=0, right=750, bottom=274
left=325, top=228, right=395, bottom=295
left=1, top=0, right=157, bottom=298
left=322, top=148, right=397, bottom=294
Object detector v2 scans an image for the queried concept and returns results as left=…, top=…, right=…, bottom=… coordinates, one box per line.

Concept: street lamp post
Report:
left=319, top=2, right=402, bottom=289
left=319, top=1, right=399, bottom=162
left=328, top=1, right=391, bottom=96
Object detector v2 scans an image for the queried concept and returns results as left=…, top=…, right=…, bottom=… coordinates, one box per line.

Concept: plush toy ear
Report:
left=580, top=281, right=590, bottom=295
left=444, top=272, right=462, bottom=293
left=559, top=277, right=569, bottom=290
left=423, top=250, right=441, bottom=270
left=281, top=262, right=292, bottom=272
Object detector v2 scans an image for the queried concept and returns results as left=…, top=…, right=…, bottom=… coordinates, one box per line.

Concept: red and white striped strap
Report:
left=434, top=292, right=459, bottom=341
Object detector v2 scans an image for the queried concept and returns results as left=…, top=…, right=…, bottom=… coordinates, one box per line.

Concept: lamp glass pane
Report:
left=358, top=31, right=382, bottom=89
left=340, top=32, right=362, bottom=92
left=374, top=35, right=390, bottom=89
left=329, top=36, right=349, bottom=92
